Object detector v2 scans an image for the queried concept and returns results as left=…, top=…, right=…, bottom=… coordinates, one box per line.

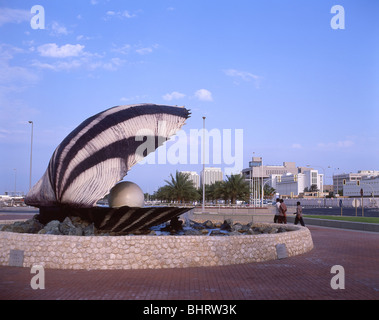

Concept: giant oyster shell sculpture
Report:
left=25, top=104, right=192, bottom=233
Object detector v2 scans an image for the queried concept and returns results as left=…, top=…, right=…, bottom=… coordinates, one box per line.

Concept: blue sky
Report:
left=0, top=0, right=378, bottom=195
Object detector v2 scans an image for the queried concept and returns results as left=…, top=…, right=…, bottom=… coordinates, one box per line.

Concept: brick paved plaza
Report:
left=0, top=224, right=378, bottom=301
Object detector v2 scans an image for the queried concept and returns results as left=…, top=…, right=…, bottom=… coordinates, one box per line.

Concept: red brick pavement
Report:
left=0, top=224, right=378, bottom=300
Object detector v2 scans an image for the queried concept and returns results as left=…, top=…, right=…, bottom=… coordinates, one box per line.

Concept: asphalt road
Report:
left=0, top=207, right=39, bottom=215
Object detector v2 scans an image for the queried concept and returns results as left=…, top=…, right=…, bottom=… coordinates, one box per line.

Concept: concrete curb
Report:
left=286, top=216, right=379, bottom=233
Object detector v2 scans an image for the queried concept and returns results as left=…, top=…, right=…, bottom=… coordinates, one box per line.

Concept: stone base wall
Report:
left=0, top=222, right=313, bottom=270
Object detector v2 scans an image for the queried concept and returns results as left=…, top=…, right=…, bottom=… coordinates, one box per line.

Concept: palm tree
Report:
left=154, top=185, right=172, bottom=202
left=211, top=181, right=229, bottom=203
left=163, top=171, right=199, bottom=203
left=223, top=174, right=250, bottom=204
left=263, top=184, right=276, bottom=199
left=309, top=184, right=319, bottom=192
left=197, top=181, right=225, bottom=204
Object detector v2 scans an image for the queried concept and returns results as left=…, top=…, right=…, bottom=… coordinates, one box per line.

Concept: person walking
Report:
left=294, top=201, right=305, bottom=226
left=274, top=198, right=281, bottom=223
left=279, top=199, right=287, bottom=224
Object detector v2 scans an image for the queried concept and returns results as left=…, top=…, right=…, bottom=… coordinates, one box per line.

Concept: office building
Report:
left=333, top=170, right=379, bottom=195
left=274, top=170, right=324, bottom=197
left=200, top=167, right=223, bottom=186
left=241, top=156, right=324, bottom=199
left=343, top=176, right=379, bottom=197
left=180, top=171, right=200, bottom=189
left=242, top=157, right=299, bottom=180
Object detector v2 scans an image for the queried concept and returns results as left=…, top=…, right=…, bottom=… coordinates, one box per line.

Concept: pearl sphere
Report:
left=108, top=181, right=144, bottom=208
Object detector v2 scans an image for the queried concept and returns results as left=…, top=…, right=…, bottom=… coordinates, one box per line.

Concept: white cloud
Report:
left=0, top=44, right=38, bottom=85
left=104, top=10, right=136, bottom=20
left=121, top=11, right=136, bottom=18
left=0, top=43, right=24, bottom=59
left=224, top=69, right=259, bottom=81
left=31, top=59, right=82, bottom=71
left=223, top=69, right=261, bottom=88
left=37, top=43, right=85, bottom=58
left=32, top=55, right=125, bottom=72
left=136, top=47, right=153, bottom=55
left=317, top=140, right=355, bottom=149
left=101, top=57, right=125, bottom=71
left=136, top=44, right=159, bottom=55
left=0, top=8, right=31, bottom=26
left=194, top=89, right=213, bottom=101
left=163, top=89, right=212, bottom=102
left=292, top=143, right=302, bottom=149
left=338, top=140, right=354, bottom=148
left=50, top=21, right=68, bottom=36
left=112, top=43, right=158, bottom=55
left=163, top=91, right=186, bottom=101
left=111, top=44, right=131, bottom=55
left=76, top=34, right=93, bottom=41
left=0, top=45, right=40, bottom=135
left=32, top=42, right=130, bottom=72
left=120, top=95, right=148, bottom=102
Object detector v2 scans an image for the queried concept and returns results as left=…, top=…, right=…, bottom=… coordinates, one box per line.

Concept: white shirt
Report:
left=276, top=202, right=281, bottom=215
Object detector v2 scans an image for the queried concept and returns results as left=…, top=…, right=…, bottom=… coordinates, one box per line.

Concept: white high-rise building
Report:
left=180, top=171, right=200, bottom=189
left=200, top=167, right=223, bottom=186
left=275, top=170, right=324, bottom=197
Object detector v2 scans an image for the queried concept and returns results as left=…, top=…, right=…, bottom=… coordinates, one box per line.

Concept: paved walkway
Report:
left=0, top=224, right=378, bottom=301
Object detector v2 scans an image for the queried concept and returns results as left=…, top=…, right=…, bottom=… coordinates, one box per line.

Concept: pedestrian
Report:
left=274, top=198, right=281, bottom=223
left=294, top=201, right=305, bottom=226
left=279, top=199, right=287, bottom=224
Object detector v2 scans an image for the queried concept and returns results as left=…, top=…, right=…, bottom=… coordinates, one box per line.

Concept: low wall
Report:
left=0, top=221, right=313, bottom=270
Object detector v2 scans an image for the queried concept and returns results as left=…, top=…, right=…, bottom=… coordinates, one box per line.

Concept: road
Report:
left=0, top=207, right=38, bottom=221
left=302, top=207, right=379, bottom=217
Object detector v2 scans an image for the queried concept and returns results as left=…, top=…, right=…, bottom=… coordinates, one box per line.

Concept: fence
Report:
left=282, top=197, right=378, bottom=208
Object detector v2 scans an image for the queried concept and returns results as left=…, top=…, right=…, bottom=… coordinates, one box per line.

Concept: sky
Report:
left=0, top=0, right=378, bottom=195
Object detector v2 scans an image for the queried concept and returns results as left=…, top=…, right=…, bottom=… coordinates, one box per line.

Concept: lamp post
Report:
left=261, top=158, right=264, bottom=206
left=202, top=116, right=206, bottom=213
left=251, top=152, right=255, bottom=207
left=335, top=167, right=340, bottom=197
left=13, top=168, right=17, bottom=196
left=28, top=121, right=34, bottom=191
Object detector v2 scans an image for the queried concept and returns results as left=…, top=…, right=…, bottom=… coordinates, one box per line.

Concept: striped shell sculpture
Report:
left=25, top=104, right=192, bottom=233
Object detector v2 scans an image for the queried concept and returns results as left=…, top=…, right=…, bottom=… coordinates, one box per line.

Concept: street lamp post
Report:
left=13, top=168, right=17, bottom=196
left=28, top=121, right=34, bottom=191
left=202, top=116, right=206, bottom=213
left=334, top=167, right=340, bottom=197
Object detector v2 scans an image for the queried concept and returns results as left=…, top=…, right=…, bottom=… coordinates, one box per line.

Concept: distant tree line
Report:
left=151, top=171, right=252, bottom=205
